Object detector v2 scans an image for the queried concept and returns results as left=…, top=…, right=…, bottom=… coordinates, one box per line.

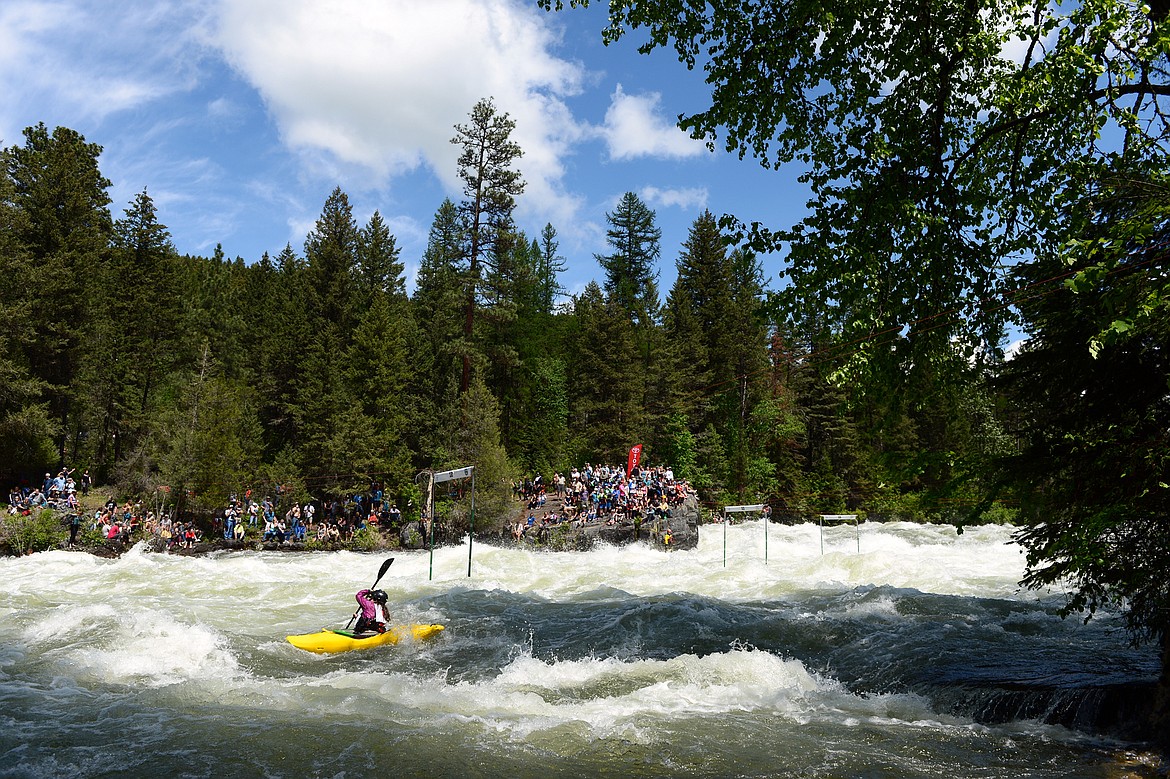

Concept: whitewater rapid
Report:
left=0, top=521, right=1160, bottom=778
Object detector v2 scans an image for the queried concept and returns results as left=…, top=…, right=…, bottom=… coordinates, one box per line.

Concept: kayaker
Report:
left=354, top=588, right=390, bottom=634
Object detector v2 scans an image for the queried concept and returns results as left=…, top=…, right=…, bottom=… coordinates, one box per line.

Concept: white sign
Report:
left=434, top=466, right=474, bottom=484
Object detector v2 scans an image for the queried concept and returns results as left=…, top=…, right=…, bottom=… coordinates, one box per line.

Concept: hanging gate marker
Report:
left=818, top=514, right=860, bottom=555
left=429, top=466, right=476, bottom=579
left=723, top=504, right=768, bottom=567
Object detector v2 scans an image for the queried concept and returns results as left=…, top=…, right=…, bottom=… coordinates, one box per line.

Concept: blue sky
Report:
left=1, top=0, right=812, bottom=300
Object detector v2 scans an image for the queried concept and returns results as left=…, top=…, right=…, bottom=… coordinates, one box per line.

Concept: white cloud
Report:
left=207, top=97, right=234, bottom=119
left=208, top=0, right=589, bottom=226
left=640, top=185, right=708, bottom=211
left=1, top=0, right=727, bottom=267
left=600, top=84, right=707, bottom=160
left=0, top=0, right=205, bottom=142
left=0, top=2, right=68, bottom=72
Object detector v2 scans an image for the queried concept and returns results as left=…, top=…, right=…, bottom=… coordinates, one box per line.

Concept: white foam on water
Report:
left=21, top=601, right=242, bottom=689
left=211, top=641, right=962, bottom=750
left=0, top=522, right=1144, bottom=778
left=0, top=521, right=1040, bottom=709
left=414, top=520, right=1030, bottom=605
left=0, top=521, right=1031, bottom=606
left=837, top=592, right=903, bottom=620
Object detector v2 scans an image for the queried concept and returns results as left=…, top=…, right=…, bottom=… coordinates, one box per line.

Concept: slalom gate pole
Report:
left=764, top=512, right=768, bottom=565
left=428, top=479, right=435, bottom=582
left=467, top=472, right=475, bottom=577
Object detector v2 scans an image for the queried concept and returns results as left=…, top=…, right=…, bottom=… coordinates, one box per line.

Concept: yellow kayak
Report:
left=286, top=623, right=445, bottom=654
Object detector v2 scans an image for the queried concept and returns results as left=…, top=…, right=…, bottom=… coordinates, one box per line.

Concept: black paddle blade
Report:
left=373, top=557, right=394, bottom=586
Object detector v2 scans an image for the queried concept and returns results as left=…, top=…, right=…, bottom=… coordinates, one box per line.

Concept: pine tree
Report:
left=664, top=211, right=726, bottom=427
left=536, top=222, right=567, bottom=314
left=597, top=191, right=665, bottom=428
left=597, top=192, right=661, bottom=328
left=304, top=187, right=360, bottom=335
left=346, top=272, right=418, bottom=504
left=154, top=342, right=263, bottom=509
left=567, top=282, right=644, bottom=462
left=249, top=245, right=311, bottom=458
left=78, top=189, right=182, bottom=474
left=297, top=189, right=363, bottom=482
left=451, top=97, right=525, bottom=395
left=4, top=123, right=113, bottom=458
left=480, top=224, right=526, bottom=451
left=413, top=199, right=469, bottom=443
left=665, top=214, right=774, bottom=503
left=436, top=375, right=515, bottom=530
left=113, top=190, right=181, bottom=419
left=719, top=248, right=772, bottom=502
left=0, top=164, right=55, bottom=469
left=356, top=210, right=405, bottom=303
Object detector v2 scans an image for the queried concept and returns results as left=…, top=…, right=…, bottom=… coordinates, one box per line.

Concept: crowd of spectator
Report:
left=5, top=468, right=92, bottom=517
left=511, top=463, right=692, bottom=541
left=7, top=464, right=693, bottom=551
left=212, top=486, right=405, bottom=546
left=4, top=470, right=406, bottom=551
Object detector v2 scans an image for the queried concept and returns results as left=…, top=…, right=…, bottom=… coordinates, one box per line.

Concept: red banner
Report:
left=627, top=444, right=643, bottom=477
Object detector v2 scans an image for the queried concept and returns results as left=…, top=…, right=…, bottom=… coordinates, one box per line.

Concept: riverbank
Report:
left=6, top=487, right=704, bottom=558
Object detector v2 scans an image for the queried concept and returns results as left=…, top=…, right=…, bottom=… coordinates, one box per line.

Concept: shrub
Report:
left=351, top=526, right=385, bottom=552
left=1, top=509, right=63, bottom=555
left=973, top=503, right=1019, bottom=526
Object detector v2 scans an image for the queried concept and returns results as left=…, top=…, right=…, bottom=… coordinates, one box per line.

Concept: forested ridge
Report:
left=0, top=102, right=1165, bottom=549
left=1, top=117, right=1009, bottom=527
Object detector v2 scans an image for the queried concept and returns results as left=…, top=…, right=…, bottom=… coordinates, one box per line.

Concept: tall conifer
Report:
left=568, top=282, right=644, bottom=462
left=451, top=97, right=525, bottom=395
left=4, top=123, right=113, bottom=458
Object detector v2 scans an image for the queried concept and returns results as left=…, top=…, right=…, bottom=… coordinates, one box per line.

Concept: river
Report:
left=0, top=520, right=1162, bottom=778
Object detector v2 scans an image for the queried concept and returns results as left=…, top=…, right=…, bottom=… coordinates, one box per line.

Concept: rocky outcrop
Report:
left=507, top=491, right=701, bottom=551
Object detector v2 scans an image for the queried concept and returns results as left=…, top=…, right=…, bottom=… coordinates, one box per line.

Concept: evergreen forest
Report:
left=2, top=116, right=1020, bottom=530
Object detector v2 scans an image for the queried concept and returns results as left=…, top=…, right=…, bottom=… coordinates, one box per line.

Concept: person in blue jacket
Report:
left=354, top=588, right=389, bottom=634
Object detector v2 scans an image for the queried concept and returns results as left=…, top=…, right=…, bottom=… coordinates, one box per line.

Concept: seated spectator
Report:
left=263, top=516, right=283, bottom=542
